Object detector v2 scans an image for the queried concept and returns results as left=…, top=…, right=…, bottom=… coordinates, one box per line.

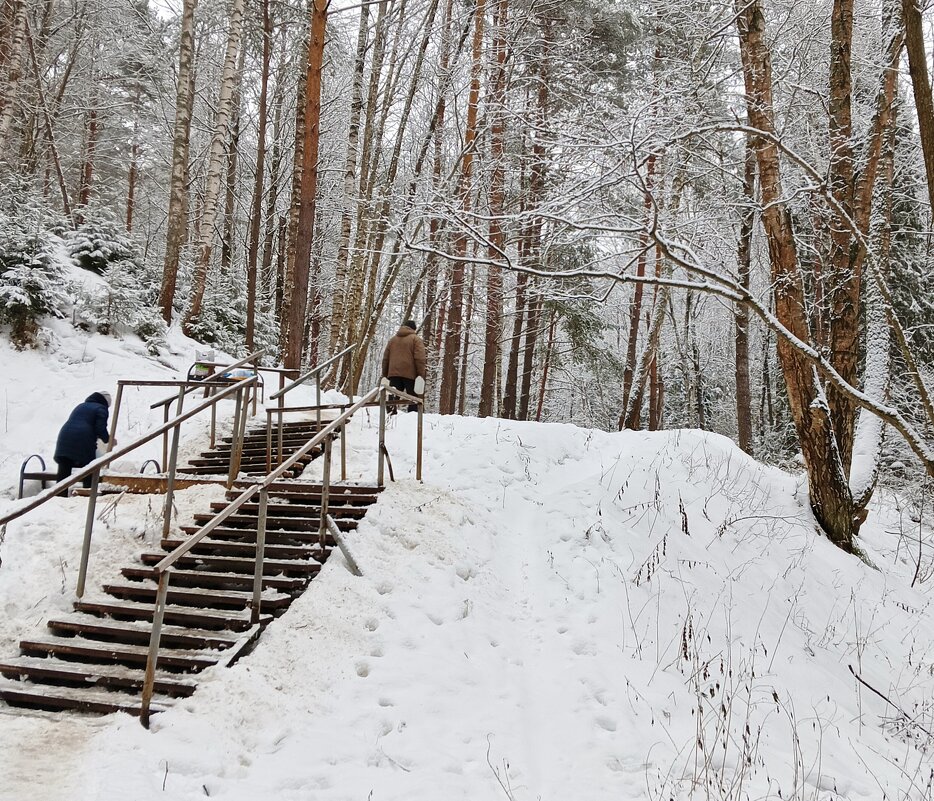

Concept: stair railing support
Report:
left=76, top=467, right=101, bottom=598
left=316, top=377, right=322, bottom=429
left=140, top=568, right=170, bottom=729
left=251, top=488, right=269, bottom=624
left=265, top=410, right=273, bottom=473
left=162, top=387, right=185, bottom=539
left=107, top=383, right=125, bottom=454
left=416, top=399, right=424, bottom=481
left=319, top=437, right=332, bottom=548
left=377, top=387, right=387, bottom=488
left=228, top=383, right=251, bottom=488
left=340, top=421, right=347, bottom=481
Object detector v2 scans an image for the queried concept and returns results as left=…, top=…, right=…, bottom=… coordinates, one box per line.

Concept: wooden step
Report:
left=74, top=600, right=259, bottom=631
left=208, top=501, right=368, bottom=518
left=178, top=464, right=305, bottom=477
left=229, top=489, right=380, bottom=506
left=0, top=656, right=196, bottom=697
left=47, top=615, right=240, bottom=651
left=102, top=583, right=291, bottom=611
left=138, top=551, right=322, bottom=576
left=19, top=638, right=219, bottom=672
left=0, top=680, right=170, bottom=715
left=190, top=513, right=358, bottom=532
left=178, top=525, right=336, bottom=547
left=122, top=567, right=307, bottom=594
left=186, top=454, right=314, bottom=469
left=162, top=537, right=332, bottom=561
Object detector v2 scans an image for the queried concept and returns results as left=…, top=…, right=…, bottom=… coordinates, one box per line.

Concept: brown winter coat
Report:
left=382, top=326, right=426, bottom=380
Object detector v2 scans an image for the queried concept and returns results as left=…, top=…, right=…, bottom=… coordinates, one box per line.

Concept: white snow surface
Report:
left=1, top=334, right=933, bottom=800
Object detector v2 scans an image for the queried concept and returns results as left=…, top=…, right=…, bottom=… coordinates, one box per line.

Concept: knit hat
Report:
left=100, top=391, right=112, bottom=407
left=403, top=320, right=417, bottom=330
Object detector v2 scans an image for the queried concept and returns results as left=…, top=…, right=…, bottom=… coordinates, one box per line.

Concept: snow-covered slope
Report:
left=0, top=336, right=932, bottom=801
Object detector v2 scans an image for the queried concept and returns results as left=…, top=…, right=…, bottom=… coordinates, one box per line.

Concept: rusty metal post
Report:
left=416, top=399, right=423, bottom=481
left=340, top=420, right=347, bottom=481
left=377, top=387, right=387, bottom=488
left=265, top=410, right=273, bottom=473
left=107, top=383, right=124, bottom=453
left=76, top=467, right=101, bottom=598
left=228, top=386, right=247, bottom=488
left=319, top=437, right=332, bottom=549
left=162, top=403, right=170, bottom=473
left=251, top=488, right=269, bottom=624
left=209, top=386, right=218, bottom=449
left=277, top=407, right=284, bottom=467
left=140, top=569, right=170, bottom=728
left=316, top=375, right=322, bottom=428
left=162, top=387, right=185, bottom=539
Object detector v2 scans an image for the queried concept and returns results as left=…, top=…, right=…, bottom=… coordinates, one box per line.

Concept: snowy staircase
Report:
left=181, top=418, right=335, bottom=477
left=0, top=427, right=382, bottom=715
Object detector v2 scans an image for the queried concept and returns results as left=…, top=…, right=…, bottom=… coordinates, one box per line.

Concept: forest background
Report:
left=1, top=0, right=934, bottom=552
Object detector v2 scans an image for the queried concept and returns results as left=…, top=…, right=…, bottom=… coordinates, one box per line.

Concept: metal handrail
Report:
left=139, top=381, right=424, bottom=726
left=0, top=376, right=258, bottom=603
left=264, top=345, right=356, bottom=468
left=268, top=344, right=355, bottom=403
left=149, top=350, right=267, bottom=410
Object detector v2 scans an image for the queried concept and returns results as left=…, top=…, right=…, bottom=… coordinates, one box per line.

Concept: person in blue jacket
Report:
left=54, top=392, right=112, bottom=492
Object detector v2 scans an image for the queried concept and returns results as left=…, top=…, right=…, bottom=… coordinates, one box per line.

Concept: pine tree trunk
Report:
left=159, top=0, right=198, bottom=323
left=439, top=0, right=485, bottom=414
left=735, top=135, right=756, bottom=454
left=518, top=293, right=541, bottom=421
left=478, top=0, right=509, bottom=418
left=535, top=307, right=557, bottom=422
left=245, top=0, right=271, bottom=353
left=735, top=0, right=855, bottom=549
left=902, top=0, right=934, bottom=215
left=620, top=155, right=655, bottom=424
left=76, top=106, right=97, bottom=221
left=183, top=0, right=246, bottom=335
left=280, top=0, right=328, bottom=370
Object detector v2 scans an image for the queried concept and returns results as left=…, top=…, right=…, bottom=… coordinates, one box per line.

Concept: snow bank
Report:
left=1, top=336, right=933, bottom=800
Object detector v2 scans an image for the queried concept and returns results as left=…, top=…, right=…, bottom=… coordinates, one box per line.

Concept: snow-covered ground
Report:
left=1, top=333, right=933, bottom=800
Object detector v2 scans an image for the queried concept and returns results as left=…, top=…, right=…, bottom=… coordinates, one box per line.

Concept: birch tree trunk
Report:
left=159, top=0, right=198, bottom=323
left=183, top=0, right=246, bottom=335
left=0, top=0, right=25, bottom=149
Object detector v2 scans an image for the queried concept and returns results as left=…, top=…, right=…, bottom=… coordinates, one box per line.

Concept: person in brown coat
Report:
left=382, top=320, right=426, bottom=412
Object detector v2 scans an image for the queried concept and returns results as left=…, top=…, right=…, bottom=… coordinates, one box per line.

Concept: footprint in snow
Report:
left=356, top=661, right=370, bottom=677
left=595, top=716, right=617, bottom=732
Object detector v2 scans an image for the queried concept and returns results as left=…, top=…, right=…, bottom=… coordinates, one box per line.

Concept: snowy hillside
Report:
left=1, top=336, right=933, bottom=801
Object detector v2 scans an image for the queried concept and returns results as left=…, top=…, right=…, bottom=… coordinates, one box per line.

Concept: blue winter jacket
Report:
left=54, top=393, right=110, bottom=466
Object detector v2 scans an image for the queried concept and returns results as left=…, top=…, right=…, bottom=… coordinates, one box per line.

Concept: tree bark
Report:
left=280, top=0, right=328, bottom=371
left=183, top=0, right=246, bottom=335
left=902, top=0, right=934, bottom=215
left=478, top=0, right=509, bottom=418
left=735, top=135, right=756, bottom=454
left=735, top=0, right=854, bottom=549
left=159, top=0, right=198, bottom=323
left=245, top=0, right=272, bottom=352
left=0, top=0, right=25, bottom=149
left=439, top=0, right=485, bottom=414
